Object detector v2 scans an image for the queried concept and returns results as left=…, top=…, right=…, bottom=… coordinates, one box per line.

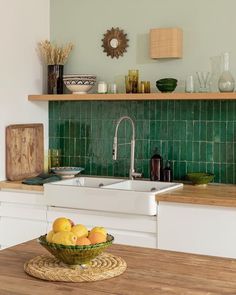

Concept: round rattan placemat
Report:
left=24, top=253, right=127, bottom=282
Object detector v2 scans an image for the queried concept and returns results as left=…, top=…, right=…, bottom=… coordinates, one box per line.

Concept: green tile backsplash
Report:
left=49, top=100, right=236, bottom=184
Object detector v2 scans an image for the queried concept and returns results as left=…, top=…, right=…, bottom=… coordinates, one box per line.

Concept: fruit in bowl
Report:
left=39, top=217, right=114, bottom=265
left=186, top=172, right=214, bottom=185
left=63, top=74, right=96, bottom=94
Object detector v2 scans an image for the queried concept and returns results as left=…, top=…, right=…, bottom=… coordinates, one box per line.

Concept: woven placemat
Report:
left=24, top=253, right=127, bottom=282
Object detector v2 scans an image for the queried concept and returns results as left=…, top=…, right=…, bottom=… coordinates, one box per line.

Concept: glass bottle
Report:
left=150, top=148, right=163, bottom=181
left=218, top=52, right=235, bottom=92
left=163, top=160, right=173, bottom=182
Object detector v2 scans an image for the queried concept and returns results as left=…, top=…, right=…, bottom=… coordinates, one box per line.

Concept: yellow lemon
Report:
left=90, top=226, right=107, bottom=237
left=52, top=231, right=77, bottom=246
left=46, top=230, right=54, bottom=243
left=71, top=224, right=88, bottom=239
left=52, top=217, right=72, bottom=233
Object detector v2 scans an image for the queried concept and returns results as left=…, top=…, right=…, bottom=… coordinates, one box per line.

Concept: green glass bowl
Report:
left=38, top=234, right=114, bottom=265
left=186, top=173, right=214, bottom=185
left=156, top=78, right=178, bottom=92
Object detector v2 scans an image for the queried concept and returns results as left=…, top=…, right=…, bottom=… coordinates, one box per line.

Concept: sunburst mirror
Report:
left=102, top=27, right=129, bottom=59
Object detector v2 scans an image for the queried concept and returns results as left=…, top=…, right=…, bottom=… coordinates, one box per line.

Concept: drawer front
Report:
left=47, top=207, right=156, bottom=234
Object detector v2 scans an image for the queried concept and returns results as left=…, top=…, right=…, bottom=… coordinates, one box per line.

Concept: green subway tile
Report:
left=167, top=142, right=173, bottom=160
left=193, top=122, right=200, bottom=141
left=220, top=143, right=227, bottom=163
left=206, top=142, right=213, bottom=162
left=200, top=101, right=207, bottom=120
left=227, top=101, right=235, bottom=121
left=192, top=162, right=200, bottom=172
left=161, top=141, right=168, bottom=159
left=213, top=163, right=220, bottom=182
left=149, top=121, right=156, bottom=140
left=220, top=122, right=227, bottom=142
left=206, top=122, right=214, bottom=141
left=226, top=122, right=234, bottom=142
left=180, top=141, right=187, bottom=161
left=180, top=101, right=191, bottom=120
left=173, top=141, right=180, bottom=160
left=193, top=142, right=200, bottom=162
left=186, top=141, right=193, bottom=161
left=200, top=142, right=207, bottom=162
left=179, top=162, right=187, bottom=179
left=160, top=121, right=168, bottom=140
left=161, top=101, right=168, bottom=120
left=213, top=143, right=220, bottom=163
left=186, top=121, right=194, bottom=141
left=192, top=101, right=200, bottom=120
left=207, top=162, right=214, bottom=174
left=174, top=101, right=181, bottom=120
left=213, top=101, right=221, bottom=120
left=213, top=122, right=220, bottom=143
left=167, top=101, right=175, bottom=121
left=199, top=121, right=207, bottom=141
left=220, top=101, right=227, bottom=121
left=167, top=121, right=174, bottom=140
left=226, top=143, right=234, bottom=163
left=155, top=102, right=161, bottom=119
left=199, top=162, right=207, bottom=172
left=206, top=101, right=214, bottom=120
left=220, top=164, right=227, bottom=183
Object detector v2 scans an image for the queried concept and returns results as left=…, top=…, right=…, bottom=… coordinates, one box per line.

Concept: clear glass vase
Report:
left=218, top=52, right=235, bottom=92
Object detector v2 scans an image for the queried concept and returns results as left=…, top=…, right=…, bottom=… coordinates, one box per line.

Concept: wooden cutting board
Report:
left=6, top=124, right=44, bottom=181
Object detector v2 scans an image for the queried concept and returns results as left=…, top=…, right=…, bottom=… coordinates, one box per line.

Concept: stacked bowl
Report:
left=63, top=74, right=96, bottom=94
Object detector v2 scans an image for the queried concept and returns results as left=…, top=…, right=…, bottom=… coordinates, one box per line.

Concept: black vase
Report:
left=47, top=65, right=64, bottom=94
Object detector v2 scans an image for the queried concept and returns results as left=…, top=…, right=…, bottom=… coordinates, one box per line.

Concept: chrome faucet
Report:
left=112, top=116, right=142, bottom=180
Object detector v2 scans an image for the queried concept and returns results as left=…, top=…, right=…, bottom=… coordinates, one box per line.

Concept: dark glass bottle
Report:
left=150, top=149, right=163, bottom=181
left=163, top=160, right=173, bottom=182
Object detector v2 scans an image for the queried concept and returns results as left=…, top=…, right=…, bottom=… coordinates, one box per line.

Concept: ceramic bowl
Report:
left=186, top=172, right=214, bottom=185
left=63, top=75, right=96, bottom=94
left=156, top=78, right=178, bottom=93
left=38, top=234, right=114, bottom=265
left=51, top=167, right=84, bottom=178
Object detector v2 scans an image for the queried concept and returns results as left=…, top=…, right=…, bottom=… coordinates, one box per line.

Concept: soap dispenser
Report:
left=163, top=160, right=173, bottom=182
left=150, top=148, right=163, bottom=181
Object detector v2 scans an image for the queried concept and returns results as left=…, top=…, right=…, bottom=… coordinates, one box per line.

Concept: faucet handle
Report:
left=131, top=171, right=143, bottom=179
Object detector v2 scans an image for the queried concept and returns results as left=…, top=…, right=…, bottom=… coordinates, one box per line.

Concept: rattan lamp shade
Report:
left=150, top=28, right=183, bottom=59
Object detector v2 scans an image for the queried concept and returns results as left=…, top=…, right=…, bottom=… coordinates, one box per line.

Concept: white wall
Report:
left=51, top=0, right=236, bottom=92
left=0, top=0, right=50, bottom=180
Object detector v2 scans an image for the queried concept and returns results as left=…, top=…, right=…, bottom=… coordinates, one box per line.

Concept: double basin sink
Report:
left=44, top=177, right=183, bottom=216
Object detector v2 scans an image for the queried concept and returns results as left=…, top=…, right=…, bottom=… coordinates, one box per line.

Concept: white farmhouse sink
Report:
left=44, top=177, right=183, bottom=215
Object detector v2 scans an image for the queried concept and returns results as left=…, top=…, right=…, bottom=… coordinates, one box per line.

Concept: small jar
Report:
left=98, top=81, right=107, bottom=94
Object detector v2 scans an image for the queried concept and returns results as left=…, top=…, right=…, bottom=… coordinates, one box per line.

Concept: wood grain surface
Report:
left=6, top=124, right=44, bottom=181
left=1, top=240, right=236, bottom=294
left=157, top=183, right=236, bottom=207
left=0, top=180, right=43, bottom=192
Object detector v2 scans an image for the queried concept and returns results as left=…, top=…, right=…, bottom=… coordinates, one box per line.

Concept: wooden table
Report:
left=1, top=240, right=236, bottom=294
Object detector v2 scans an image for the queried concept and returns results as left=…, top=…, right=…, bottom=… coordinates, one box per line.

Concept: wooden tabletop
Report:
left=157, top=183, right=236, bottom=207
left=2, top=240, right=236, bottom=294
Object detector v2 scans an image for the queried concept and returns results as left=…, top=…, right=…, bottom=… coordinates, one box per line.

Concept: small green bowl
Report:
left=186, top=172, right=214, bottom=185
left=38, top=234, right=114, bottom=265
left=156, top=78, right=178, bottom=93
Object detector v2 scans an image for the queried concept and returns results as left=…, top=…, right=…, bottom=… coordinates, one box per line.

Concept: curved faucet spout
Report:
left=112, top=116, right=142, bottom=180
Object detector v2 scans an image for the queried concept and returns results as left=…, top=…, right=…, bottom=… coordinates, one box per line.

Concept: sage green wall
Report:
left=50, top=0, right=236, bottom=91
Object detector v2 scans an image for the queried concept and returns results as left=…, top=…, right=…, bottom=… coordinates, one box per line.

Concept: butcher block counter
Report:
left=157, top=183, right=236, bottom=207
left=1, top=240, right=236, bottom=294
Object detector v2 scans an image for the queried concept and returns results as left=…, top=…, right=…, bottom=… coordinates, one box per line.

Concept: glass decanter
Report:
left=218, top=52, right=235, bottom=92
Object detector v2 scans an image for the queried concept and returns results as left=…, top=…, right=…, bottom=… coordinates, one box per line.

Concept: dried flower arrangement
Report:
left=38, top=40, right=74, bottom=65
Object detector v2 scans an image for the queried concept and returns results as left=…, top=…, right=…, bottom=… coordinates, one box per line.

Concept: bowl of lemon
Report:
left=38, top=217, right=114, bottom=265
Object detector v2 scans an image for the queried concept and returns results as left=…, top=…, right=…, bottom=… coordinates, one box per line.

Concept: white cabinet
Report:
left=48, top=206, right=157, bottom=248
left=158, top=202, right=236, bottom=258
left=0, top=190, right=47, bottom=249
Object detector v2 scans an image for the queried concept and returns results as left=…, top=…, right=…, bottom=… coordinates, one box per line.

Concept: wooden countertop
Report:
left=0, top=180, right=43, bottom=192
left=157, top=183, right=236, bottom=207
left=2, top=240, right=236, bottom=294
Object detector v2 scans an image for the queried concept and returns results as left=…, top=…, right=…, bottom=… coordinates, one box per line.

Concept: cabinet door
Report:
left=158, top=202, right=236, bottom=258
left=48, top=207, right=157, bottom=248
left=0, top=201, right=47, bottom=248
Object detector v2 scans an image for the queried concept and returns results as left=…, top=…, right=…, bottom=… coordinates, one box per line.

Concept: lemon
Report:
left=52, top=217, right=72, bottom=233
left=46, top=230, right=55, bottom=243
left=52, top=231, right=77, bottom=246
left=71, top=224, right=88, bottom=239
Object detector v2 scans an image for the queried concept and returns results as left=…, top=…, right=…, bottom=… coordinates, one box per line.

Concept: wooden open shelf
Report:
left=28, top=92, right=236, bottom=101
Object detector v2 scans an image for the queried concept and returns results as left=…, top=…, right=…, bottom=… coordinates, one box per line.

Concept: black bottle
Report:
left=163, top=160, right=173, bottom=182
left=150, top=149, right=163, bottom=181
